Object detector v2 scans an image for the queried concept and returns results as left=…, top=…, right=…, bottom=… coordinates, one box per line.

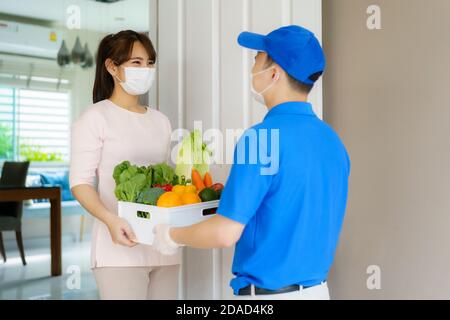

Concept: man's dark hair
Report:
left=265, top=55, right=322, bottom=94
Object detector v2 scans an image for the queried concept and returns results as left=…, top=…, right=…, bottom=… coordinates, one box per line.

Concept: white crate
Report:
left=118, top=200, right=219, bottom=245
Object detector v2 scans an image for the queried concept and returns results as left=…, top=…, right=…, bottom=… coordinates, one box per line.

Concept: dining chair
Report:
left=0, top=161, right=30, bottom=265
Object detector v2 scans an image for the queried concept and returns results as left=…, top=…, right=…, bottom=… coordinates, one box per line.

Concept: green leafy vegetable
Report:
left=175, top=130, right=212, bottom=181
left=113, top=162, right=153, bottom=202
left=152, top=163, right=177, bottom=186
left=114, top=173, right=147, bottom=202
left=137, top=165, right=153, bottom=187
left=113, top=161, right=131, bottom=185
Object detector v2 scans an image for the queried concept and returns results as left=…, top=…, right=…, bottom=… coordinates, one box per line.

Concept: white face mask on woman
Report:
left=115, top=67, right=156, bottom=96
left=251, top=66, right=279, bottom=105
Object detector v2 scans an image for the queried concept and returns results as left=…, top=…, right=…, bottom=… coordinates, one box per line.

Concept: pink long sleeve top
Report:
left=69, top=99, right=181, bottom=268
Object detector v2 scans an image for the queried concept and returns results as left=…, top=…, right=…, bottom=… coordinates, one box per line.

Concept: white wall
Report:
left=156, top=0, right=322, bottom=299
left=0, top=0, right=150, bottom=34
left=68, top=30, right=107, bottom=121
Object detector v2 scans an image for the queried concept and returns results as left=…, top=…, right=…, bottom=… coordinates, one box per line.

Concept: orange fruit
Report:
left=184, top=185, right=197, bottom=194
left=157, top=192, right=183, bottom=208
left=181, top=192, right=202, bottom=205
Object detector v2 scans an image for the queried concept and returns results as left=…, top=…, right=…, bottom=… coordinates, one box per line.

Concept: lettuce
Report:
left=137, top=165, right=153, bottom=186
left=113, top=161, right=131, bottom=185
left=114, top=174, right=147, bottom=202
left=114, top=161, right=181, bottom=202
left=113, top=162, right=153, bottom=202
left=152, top=163, right=178, bottom=186
left=175, top=130, right=212, bottom=181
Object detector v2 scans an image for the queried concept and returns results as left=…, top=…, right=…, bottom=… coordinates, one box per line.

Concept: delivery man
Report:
left=153, top=25, right=350, bottom=300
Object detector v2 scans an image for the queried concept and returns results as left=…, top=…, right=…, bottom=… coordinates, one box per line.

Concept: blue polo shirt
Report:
left=217, top=101, right=350, bottom=295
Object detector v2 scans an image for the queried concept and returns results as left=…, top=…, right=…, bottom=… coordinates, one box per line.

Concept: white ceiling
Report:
left=0, top=0, right=150, bottom=33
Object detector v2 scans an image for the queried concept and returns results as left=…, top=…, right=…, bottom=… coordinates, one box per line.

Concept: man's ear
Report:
left=273, top=66, right=281, bottom=81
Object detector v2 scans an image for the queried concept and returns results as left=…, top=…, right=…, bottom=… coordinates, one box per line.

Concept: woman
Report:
left=70, top=30, right=180, bottom=300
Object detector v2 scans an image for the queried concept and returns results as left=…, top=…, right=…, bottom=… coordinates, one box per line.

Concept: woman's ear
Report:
left=105, top=58, right=118, bottom=77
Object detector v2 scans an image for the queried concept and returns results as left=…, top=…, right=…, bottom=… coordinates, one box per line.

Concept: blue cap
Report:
left=238, top=25, right=325, bottom=85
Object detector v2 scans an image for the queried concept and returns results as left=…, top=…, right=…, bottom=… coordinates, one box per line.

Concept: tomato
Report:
left=154, top=184, right=173, bottom=192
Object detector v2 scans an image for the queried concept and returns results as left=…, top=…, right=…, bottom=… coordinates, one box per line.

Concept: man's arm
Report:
left=170, top=214, right=245, bottom=249
left=154, top=128, right=271, bottom=255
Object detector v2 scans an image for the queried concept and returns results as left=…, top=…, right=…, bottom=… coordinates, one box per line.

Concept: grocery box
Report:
left=118, top=200, right=219, bottom=245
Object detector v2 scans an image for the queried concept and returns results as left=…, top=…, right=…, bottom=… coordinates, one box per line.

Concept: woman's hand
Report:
left=106, top=214, right=138, bottom=247
left=71, top=185, right=138, bottom=247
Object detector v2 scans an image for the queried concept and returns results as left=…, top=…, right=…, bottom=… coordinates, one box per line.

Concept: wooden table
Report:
left=0, top=186, right=62, bottom=276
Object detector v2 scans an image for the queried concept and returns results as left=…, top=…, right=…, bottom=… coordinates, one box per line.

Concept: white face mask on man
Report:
left=251, top=66, right=279, bottom=105
left=114, top=67, right=156, bottom=96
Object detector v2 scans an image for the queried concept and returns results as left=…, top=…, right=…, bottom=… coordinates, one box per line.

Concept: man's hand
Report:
left=153, top=224, right=182, bottom=255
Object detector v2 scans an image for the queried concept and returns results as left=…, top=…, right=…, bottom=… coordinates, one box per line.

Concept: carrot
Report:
left=192, top=168, right=206, bottom=192
left=204, top=172, right=213, bottom=188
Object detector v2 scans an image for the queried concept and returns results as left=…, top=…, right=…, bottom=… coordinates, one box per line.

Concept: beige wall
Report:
left=323, top=0, right=450, bottom=299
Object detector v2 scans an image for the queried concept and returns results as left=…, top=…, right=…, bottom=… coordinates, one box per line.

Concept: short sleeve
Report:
left=69, top=108, right=105, bottom=189
left=217, top=128, right=276, bottom=225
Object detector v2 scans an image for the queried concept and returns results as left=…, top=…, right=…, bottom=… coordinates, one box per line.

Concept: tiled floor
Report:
left=0, top=236, right=99, bottom=300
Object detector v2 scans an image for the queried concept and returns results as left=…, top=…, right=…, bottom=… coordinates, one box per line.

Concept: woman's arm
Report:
left=72, top=184, right=137, bottom=247
left=70, top=107, right=137, bottom=247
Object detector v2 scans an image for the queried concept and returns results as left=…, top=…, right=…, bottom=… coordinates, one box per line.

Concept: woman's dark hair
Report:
left=93, top=30, right=157, bottom=103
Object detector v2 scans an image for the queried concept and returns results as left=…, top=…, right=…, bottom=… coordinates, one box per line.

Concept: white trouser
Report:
left=235, top=282, right=330, bottom=300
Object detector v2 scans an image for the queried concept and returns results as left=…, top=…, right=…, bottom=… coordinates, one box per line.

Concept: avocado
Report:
left=199, top=188, right=219, bottom=202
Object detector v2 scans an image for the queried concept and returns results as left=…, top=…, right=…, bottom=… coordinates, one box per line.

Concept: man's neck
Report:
left=265, top=92, right=309, bottom=110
